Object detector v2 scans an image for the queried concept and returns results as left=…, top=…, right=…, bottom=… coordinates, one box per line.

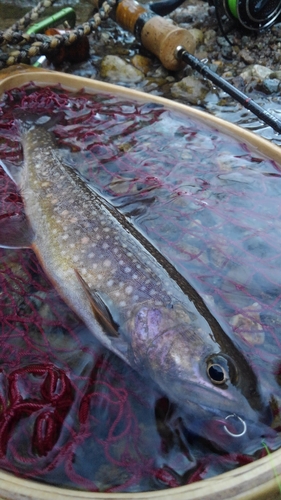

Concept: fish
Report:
left=0, top=116, right=276, bottom=451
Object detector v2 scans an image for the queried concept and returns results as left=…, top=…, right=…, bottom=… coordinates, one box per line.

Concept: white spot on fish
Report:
left=124, top=267, right=131, bottom=273
left=81, top=236, right=90, bottom=244
left=62, top=234, right=69, bottom=240
left=102, top=243, right=109, bottom=250
left=125, top=286, right=133, bottom=295
left=107, top=279, right=114, bottom=287
left=88, top=252, right=95, bottom=258
left=103, top=259, right=111, bottom=268
left=119, top=301, right=126, bottom=307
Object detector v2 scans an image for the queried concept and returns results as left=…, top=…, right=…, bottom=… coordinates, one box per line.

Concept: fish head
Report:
left=128, top=302, right=276, bottom=451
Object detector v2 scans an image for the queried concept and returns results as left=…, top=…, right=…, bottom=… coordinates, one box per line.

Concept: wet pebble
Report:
left=100, top=55, right=144, bottom=83
left=131, top=54, right=152, bottom=75
left=240, top=64, right=273, bottom=82
left=239, top=49, right=255, bottom=65
left=171, top=75, right=209, bottom=104
left=270, top=70, right=281, bottom=81
left=257, top=78, right=280, bottom=94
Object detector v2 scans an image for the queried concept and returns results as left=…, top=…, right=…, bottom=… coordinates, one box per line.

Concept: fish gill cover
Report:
left=0, top=84, right=281, bottom=491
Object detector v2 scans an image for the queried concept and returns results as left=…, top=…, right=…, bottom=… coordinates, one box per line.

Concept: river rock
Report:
left=258, top=78, right=280, bottom=94
left=270, top=70, right=281, bottom=81
left=251, top=64, right=273, bottom=80
left=100, top=55, right=144, bottom=83
left=171, top=75, right=209, bottom=104
left=240, top=64, right=272, bottom=82
left=239, top=49, right=255, bottom=65
left=131, top=55, right=152, bottom=75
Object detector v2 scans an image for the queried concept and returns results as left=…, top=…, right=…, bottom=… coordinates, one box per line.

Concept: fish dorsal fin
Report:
left=0, top=214, right=34, bottom=248
left=75, top=269, right=119, bottom=338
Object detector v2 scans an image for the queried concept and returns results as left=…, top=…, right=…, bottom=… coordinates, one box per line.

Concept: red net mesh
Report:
left=0, top=84, right=280, bottom=491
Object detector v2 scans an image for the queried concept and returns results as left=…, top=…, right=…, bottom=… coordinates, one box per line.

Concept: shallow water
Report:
left=203, top=93, right=281, bottom=145
left=0, top=84, right=281, bottom=491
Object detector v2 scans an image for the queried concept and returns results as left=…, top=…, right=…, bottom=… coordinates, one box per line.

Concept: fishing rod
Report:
left=175, top=46, right=281, bottom=134
left=93, top=0, right=281, bottom=134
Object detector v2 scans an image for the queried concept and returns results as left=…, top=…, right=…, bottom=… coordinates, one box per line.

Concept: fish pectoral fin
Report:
left=75, top=269, right=119, bottom=338
left=0, top=213, right=34, bottom=248
left=0, top=159, right=24, bottom=187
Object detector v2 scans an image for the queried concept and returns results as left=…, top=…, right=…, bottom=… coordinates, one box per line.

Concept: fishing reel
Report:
left=149, top=0, right=281, bottom=31
left=210, top=0, right=281, bottom=30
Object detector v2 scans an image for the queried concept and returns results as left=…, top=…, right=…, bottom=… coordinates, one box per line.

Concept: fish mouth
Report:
left=179, top=403, right=278, bottom=453
left=223, top=413, right=247, bottom=437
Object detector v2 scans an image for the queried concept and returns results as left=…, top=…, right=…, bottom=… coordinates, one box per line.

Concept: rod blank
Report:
left=175, top=46, right=281, bottom=134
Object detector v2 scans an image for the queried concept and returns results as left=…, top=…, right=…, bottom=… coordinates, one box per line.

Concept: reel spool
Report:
left=221, top=0, right=281, bottom=30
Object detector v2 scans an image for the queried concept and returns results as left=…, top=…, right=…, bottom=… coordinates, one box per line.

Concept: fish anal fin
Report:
left=0, top=213, right=34, bottom=248
left=75, top=269, right=119, bottom=338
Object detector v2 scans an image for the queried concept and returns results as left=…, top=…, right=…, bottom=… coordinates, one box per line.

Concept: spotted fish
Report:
left=0, top=117, right=275, bottom=450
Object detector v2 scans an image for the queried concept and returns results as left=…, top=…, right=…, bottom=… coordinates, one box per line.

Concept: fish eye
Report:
left=207, top=362, right=227, bottom=385
left=206, top=354, right=237, bottom=386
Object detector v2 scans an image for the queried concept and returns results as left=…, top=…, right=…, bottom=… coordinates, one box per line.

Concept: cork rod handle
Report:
left=139, top=15, right=196, bottom=71
left=93, top=0, right=196, bottom=71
